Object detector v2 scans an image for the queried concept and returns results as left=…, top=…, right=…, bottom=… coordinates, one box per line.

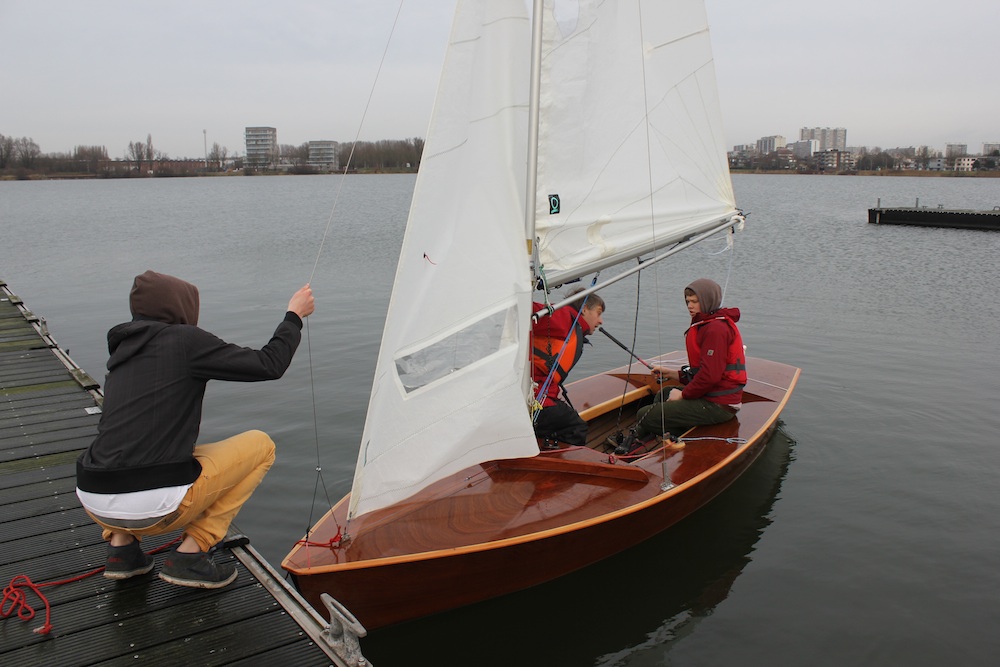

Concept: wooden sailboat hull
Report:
left=283, top=355, right=799, bottom=630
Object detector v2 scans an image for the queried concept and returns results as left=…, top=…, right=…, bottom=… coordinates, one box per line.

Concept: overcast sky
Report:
left=3, top=0, right=998, bottom=159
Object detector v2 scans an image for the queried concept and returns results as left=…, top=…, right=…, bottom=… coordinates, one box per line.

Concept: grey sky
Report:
left=3, top=0, right=997, bottom=159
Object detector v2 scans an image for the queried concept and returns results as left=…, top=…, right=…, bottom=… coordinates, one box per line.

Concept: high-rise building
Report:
left=756, top=135, right=786, bottom=155
left=800, top=127, right=847, bottom=152
left=981, top=142, right=1000, bottom=156
left=245, top=127, right=278, bottom=168
left=789, top=139, right=819, bottom=159
left=945, top=143, right=967, bottom=159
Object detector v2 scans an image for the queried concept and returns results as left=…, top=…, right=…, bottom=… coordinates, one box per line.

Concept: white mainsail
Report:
left=348, top=0, right=737, bottom=520
left=534, top=0, right=737, bottom=287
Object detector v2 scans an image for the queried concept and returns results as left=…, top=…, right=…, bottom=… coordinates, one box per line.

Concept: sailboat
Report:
left=283, top=0, right=800, bottom=631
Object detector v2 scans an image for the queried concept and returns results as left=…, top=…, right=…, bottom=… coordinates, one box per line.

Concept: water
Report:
left=3, top=174, right=1000, bottom=665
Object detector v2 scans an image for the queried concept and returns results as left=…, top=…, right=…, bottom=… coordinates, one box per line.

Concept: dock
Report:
left=868, top=198, right=1000, bottom=230
left=0, top=279, right=367, bottom=666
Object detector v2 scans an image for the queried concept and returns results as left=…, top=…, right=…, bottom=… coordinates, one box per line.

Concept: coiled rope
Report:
left=2, top=536, right=181, bottom=635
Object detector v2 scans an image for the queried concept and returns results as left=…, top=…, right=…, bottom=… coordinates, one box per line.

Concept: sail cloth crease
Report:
left=347, top=0, right=737, bottom=521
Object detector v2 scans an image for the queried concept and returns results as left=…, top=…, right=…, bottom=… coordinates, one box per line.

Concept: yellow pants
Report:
left=86, top=430, right=276, bottom=552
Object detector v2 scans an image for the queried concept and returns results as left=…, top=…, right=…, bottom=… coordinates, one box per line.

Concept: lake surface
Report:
left=3, top=173, right=1000, bottom=665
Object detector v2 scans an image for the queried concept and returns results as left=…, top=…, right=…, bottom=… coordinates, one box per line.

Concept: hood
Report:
left=105, top=320, right=170, bottom=371
left=686, top=278, right=722, bottom=315
left=130, top=270, right=200, bottom=326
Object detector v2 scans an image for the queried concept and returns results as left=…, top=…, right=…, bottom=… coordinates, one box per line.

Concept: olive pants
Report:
left=635, top=390, right=736, bottom=439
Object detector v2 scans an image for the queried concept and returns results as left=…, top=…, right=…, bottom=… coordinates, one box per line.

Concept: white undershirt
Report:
left=76, top=484, right=191, bottom=520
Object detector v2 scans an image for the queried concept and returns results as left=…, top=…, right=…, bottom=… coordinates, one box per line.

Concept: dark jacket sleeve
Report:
left=187, top=312, right=303, bottom=382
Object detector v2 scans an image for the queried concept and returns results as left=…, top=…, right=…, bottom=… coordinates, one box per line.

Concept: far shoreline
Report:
left=3, top=168, right=1000, bottom=182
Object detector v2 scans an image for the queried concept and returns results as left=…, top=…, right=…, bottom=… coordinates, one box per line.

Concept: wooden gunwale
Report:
left=283, top=357, right=799, bottom=577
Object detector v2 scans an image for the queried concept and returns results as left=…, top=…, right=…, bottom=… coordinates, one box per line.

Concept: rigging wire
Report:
left=634, top=2, right=669, bottom=440
left=611, top=263, right=644, bottom=430
left=305, top=3, right=406, bottom=285
left=299, top=0, right=409, bottom=544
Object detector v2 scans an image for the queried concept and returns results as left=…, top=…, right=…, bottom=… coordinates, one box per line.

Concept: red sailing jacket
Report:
left=531, top=302, right=592, bottom=407
left=682, top=307, right=746, bottom=405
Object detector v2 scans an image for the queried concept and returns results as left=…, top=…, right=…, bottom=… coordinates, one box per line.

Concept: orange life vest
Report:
left=531, top=312, right=586, bottom=406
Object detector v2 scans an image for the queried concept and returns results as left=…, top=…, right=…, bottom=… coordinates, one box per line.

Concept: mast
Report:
left=524, top=0, right=544, bottom=276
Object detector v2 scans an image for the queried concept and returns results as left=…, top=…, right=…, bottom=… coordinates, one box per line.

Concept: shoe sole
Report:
left=104, top=561, right=155, bottom=580
left=158, top=569, right=238, bottom=589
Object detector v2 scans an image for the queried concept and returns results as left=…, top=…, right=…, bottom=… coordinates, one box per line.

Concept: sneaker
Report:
left=104, top=539, right=154, bottom=580
left=158, top=548, right=238, bottom=589
left=613, top=428, right=638, bottom=455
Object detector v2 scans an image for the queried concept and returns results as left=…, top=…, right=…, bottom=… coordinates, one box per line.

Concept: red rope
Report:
left=2, top=575, right=54, bottom=635
left=296, top=524, right=343, bottom=549
left=1, top=536, right=182, bottom=636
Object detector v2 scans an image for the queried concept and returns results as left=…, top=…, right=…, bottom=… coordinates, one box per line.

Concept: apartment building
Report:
left=789, top=139, right=819, bottom=159
left=815, top=149, right=856, bottom=171
left=945, top=143, right=967, bottom=159
left=800, top=127, right=847, bottom=152
left=308, top=141, right=338, bottom=170
left=756, top=135, right=786, bottom=155
left=245, top=127, right=278, bottom=168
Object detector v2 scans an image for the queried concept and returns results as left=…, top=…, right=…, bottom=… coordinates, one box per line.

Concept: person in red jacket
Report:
left=633, top=278, right=745, bottom=446
left=531, top=289, right=605, bottom=447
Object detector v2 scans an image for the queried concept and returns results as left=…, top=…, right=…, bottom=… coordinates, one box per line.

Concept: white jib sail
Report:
left=534, top=0, right=737, bottom=287
left=348, top=1, right=539, bottom=520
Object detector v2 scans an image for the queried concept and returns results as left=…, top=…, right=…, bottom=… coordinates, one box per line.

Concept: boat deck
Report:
left=0, top=280, right=350, bottom=666
left=287, top=358, right=794, bottom=560
left=284, top=351, right=799, bottom=629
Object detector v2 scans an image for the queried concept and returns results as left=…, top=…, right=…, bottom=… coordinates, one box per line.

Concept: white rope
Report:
left=677, top=436, right=748, bottom=444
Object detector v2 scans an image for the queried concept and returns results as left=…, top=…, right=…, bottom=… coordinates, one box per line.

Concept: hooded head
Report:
left=129, top=270, right=200, bottom=326
left=685, top=278, right=722, bottom=315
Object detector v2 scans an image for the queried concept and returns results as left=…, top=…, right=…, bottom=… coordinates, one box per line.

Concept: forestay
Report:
left=534, top=0, right=737, bottom=287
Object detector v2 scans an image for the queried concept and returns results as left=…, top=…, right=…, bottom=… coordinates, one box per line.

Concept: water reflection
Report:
left=363, top=426, right=796, bottom=666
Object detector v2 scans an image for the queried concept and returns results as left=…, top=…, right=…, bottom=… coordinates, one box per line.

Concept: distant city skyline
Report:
left=3, top=1, right=998, bottom=158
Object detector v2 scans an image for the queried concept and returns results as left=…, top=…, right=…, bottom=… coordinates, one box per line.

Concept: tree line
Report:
left=1, top=132, right=426, bottom=178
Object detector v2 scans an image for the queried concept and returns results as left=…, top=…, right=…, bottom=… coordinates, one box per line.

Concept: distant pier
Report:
left=869, top=198, right=1000, bottom=230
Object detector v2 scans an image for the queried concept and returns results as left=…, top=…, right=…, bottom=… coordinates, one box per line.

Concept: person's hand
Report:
left=288, top=284, right=315, bottom=318
left=652, top=366, right=678, bottom=382
left=666, top=388, right=683, bottom=401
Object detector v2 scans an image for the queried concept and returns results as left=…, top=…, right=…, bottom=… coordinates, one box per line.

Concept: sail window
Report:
left=393, top=306, right=519, bottom=393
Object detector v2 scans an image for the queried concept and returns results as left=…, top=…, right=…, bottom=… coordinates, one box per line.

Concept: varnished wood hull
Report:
left=283, top=355, right=800, bottom=630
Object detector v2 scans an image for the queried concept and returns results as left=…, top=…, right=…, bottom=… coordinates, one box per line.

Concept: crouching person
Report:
left=76, top=270, right=314, bottom=588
